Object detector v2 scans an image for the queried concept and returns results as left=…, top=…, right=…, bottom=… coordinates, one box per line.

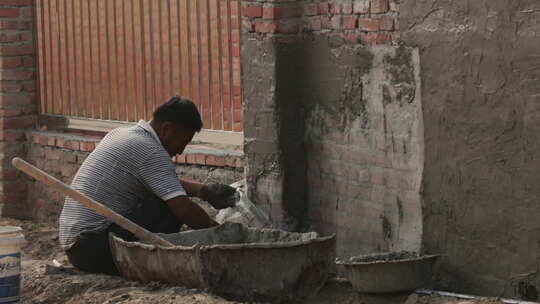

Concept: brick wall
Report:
left=23, top=131, right=244, bottom=221
left=242, top=0, right=399, bottom=44
left=0, top=0, right=37, bottom=218
left=242, top=0, right=424, bottom=257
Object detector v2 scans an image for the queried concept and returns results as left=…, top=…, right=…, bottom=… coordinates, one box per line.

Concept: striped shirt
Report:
left=59, top=120, right=186, bottom=249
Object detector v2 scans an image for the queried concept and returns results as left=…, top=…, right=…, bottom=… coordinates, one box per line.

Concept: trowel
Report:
left=216, top=180, right=271, bottom=228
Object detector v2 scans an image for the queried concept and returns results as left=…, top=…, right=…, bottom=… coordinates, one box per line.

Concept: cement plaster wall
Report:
left=242, top=33, right=424, bottom=257
left=400, top=0, right=540, bottom=299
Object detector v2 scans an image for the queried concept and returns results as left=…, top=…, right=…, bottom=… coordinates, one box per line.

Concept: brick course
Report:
left=23, top=131, right=245, bottom=220
left=242, top=0, right=399, bottom=45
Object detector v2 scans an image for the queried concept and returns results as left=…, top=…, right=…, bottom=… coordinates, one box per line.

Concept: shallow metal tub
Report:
left=110, top=223, right=335, bottom=302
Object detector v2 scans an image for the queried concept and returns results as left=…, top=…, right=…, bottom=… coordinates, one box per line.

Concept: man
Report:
left=59, top=97, right=236, bottom=275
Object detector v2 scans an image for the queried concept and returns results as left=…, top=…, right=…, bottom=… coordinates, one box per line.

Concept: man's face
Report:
left=159, top=122, right=195, bottom=156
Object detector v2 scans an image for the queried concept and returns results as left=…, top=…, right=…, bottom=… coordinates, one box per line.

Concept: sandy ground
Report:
left=0, top=217, right=507, bottom=304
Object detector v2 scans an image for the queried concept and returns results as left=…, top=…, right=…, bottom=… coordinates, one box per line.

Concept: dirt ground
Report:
left=0, top=217, right=508, bottom=304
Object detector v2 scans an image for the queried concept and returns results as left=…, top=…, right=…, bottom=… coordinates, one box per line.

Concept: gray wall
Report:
left=242, top=33, right=424, bottom=258
left=401, top=0, right=540, bottom=299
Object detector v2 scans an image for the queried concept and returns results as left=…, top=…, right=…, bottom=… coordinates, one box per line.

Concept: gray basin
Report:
left=337, top=253, right=439, bottom=293
left=109, top=222, right=336, bottom=303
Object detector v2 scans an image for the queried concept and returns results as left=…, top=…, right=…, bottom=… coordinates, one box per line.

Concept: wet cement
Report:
left=346, top=251, right=419, bottom=263
left=156, top=222, right=319, bottom=247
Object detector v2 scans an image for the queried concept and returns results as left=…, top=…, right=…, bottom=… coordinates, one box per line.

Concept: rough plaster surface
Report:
left=300, top=39, right=424, bottom=258
left=242, top=34, right=424, bottom=258
left=400, top=0, right=540, bottom=299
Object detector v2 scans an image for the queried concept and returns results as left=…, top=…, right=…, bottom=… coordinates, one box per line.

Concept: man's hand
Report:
left=199, top=183, right=237, bottom=209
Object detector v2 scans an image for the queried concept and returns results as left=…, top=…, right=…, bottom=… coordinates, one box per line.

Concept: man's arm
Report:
left=179, top=178, right=203, bottom=197
left=166, top=196, right=217, bottom=229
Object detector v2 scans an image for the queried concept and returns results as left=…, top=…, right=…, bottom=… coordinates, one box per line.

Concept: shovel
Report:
left=12, top=157, right=174, bottom=247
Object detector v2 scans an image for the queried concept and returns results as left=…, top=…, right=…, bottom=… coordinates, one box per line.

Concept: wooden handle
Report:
left=12, top=157, right=173, bottom=247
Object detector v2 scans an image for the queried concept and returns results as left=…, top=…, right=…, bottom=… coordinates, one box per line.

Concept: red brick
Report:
left=310, top=18, right=322, bottom=31
left=195, top=154, right=206, bottom=165
left=342, top=0, right=353, bottom=14
left=353, top=0, right=370, bottom=14
left=0, top=93, right=34, bottom=106
left=0, top=170, right=18, bottom=181
left=235, top=159, right=245, bottom=168
left=79, top=141, right=95, bottom=152
left=186, top=154, right=196, bottom=164
left=22, top=80, right=35, bottom=92
left=206, top=155, right=226, bottom=167
left=0, top=20, right=32, bottom=30
left=277, top=21, right=299, bottom=34
left=0, top=69, right=34, bottom=81
left=360, top=32, right=377, bottom=45
left=46, top=135, right=56, bottom=146
left=225, top=156, right=236, bottom=168
left=33, top=134, right=48, bottom=145
left=22, top=56, right=34, bottom=67
left=342, top=16, right=357, bottom=29
left=0, top=8, right=19, bottom=18
left=371, top=0, right=389, bottom=13
left=61, top=140, right=80, bottom=151
left=318, top=3, right=329, bottom=14
left=65, top=153, right=77, bottom=163
left=0, top=32, right=22, bottom=43
left=343, top=32, right=362, bottom=43
left=0, top=129, right=24, bottom=141
left=45, top=148, right=61, bottom=161
left=0, top=109, right=22, bottom=117
left=0, top=0, right=32, bottom=6
left=0, top=81, right=22, bottom=93
left=0, top=115, right=35, bottom=129
left=263, top=6, right=281, bottom=20
left=379, top=15, right=394, bottom=31
left=242, top=4, right=262, bottom=18
left=376, top=32, right=393, bottom=44
left=0, top=57, right=22, bottom=69
left=329, top=3, right=341, bottom=14
left=175, top=154, right=186, bottom=164
left=0, top=44, right=33, bottom=56
left=359, top=18, right=380, bottom=31
left=303, top=3, right=318, bottom=16
left=21, top=7, right=33, bottom=18
left=254, top=21, right=277, bottom=33
left=19, top=31, right=32, bottom=42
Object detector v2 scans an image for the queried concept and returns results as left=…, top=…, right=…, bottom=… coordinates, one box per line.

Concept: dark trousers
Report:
left=66, top=199, right=181, bottom=275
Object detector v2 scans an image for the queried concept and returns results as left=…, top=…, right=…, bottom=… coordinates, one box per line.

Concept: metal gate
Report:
left=36, top=0, right=243, bottom=132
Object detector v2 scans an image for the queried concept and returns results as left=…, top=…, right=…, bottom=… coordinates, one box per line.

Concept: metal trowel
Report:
left=216, top=180, right=271, bottom=227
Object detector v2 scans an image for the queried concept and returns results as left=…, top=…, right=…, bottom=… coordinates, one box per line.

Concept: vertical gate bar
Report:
left=159, top=0, right=171, bottom=101
left=49, top=0, right=60, bottom=114
left=35, top=0, right=46, bottom=114
left=124, top=0, right=136, bottom=121
left=142, top=0, right=153, bottom=120
left=97, top=0, right=108, bottom=120
left=170, top=0, right=181, bottom=97
left=175, top=0, right=185, bottom=97
left=217, top=0, right=225, bottom=130
left=115, top=0, right=126, bottom=121
left=64, top=0, right=75, bottom=116
left=199, top=0, right=209, bottom=129
left=133, top=0, right=146, bottom=120
left=58, top=0, right=68, bottom=115
left=207, top=0, right=214, bottom=129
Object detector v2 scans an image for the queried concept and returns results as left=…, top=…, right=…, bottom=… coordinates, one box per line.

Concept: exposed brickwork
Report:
left=23, top=131, right=244, bottom=220
left=242, top=0, right=399, bottom=45
left=0, top=0, right=36, bottom=218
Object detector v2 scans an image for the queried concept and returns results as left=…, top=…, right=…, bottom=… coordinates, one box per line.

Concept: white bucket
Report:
left=0, top=227, right=26, bottom=304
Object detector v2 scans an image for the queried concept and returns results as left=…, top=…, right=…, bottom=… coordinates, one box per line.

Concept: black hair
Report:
left=153, top=96, right=203, bottom=132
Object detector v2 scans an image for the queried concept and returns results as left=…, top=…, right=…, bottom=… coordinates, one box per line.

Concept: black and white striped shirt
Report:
left=59, top=120, right=186, bottom=249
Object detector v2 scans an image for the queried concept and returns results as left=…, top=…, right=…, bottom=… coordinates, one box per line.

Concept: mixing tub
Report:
left=109, top=223, right=335, bottom=302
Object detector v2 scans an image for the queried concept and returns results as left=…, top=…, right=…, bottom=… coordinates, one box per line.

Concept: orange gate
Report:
left=36, top=0, right=242, bottom=132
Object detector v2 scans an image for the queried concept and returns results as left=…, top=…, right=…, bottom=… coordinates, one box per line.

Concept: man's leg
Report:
left=65, top=228, right=120, bottom=275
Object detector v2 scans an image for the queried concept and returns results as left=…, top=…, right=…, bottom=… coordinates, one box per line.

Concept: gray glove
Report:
left=199, top=183, right=237, bottom=210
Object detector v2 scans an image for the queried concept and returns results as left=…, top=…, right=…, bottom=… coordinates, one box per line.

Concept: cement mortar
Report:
left=400, top=0, right=540, bottom=299
left=156, top=222, right=318, bottom=247
left=347, top=251, right=420, bottom=263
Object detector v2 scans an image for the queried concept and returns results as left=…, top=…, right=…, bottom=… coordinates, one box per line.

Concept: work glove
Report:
left=199, top=183, right=237, bottom=210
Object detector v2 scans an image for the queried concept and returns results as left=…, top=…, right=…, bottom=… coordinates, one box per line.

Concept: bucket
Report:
left=0, top=227, right=26, bottom=304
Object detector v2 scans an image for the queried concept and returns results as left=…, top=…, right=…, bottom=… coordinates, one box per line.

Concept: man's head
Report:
left=151, top=96, right=203, bottom=156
